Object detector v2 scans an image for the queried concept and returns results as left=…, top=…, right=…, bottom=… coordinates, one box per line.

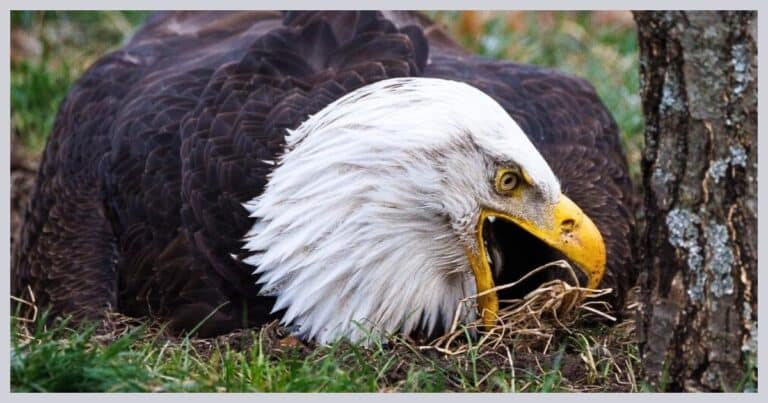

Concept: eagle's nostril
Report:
left=561, top=218, right=576, bottom=232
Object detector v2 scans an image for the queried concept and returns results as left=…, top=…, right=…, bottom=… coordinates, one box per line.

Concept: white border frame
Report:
left=3, top=2, right=765, bottom=401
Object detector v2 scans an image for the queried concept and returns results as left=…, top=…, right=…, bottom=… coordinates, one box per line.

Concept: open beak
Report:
left=466, top=194, right=606, bottom=326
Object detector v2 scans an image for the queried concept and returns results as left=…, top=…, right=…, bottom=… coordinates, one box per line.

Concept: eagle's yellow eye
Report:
left=495, top=168, right=521, bottom=194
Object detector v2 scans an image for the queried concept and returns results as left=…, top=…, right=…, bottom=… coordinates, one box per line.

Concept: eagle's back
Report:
left=13, top=11, right=635, bottom=335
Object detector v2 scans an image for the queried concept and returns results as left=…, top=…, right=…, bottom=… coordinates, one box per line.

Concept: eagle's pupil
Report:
left=504, top=174, right=516, bottom=189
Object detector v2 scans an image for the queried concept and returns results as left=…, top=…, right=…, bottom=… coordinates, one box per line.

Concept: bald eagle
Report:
left=12, top=11, right=636, bottom=342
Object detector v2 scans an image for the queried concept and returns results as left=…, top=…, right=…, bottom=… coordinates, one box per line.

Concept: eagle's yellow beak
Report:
left=466, top=194, right=606, bottom=326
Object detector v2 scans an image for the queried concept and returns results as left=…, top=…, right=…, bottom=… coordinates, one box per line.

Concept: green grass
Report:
left=11, top=314, right=150, bottom=392
left=11, top=60, right=74, bottom=150
left=11, top=311, right=640, bottom=392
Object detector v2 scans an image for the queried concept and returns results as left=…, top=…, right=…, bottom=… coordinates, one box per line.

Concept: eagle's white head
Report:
left=243, top=77, right=605, bottom=344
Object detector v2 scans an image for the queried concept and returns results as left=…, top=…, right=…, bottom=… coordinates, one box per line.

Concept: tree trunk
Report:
left=633, top=11, right=757, bottom=392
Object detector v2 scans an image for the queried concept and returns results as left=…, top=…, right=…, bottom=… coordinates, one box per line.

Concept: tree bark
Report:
left=633, top=11, right=757, bottom=392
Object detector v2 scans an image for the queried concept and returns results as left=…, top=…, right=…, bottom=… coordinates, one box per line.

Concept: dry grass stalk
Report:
left=423, top=259, right=615, bottom=356
left=11, top=285, right=38, bottom=323
left=11, top=286, right=39, bottom=346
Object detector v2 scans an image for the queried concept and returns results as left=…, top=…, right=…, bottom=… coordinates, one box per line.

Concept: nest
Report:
left=422, top=259, right=616, bottom=356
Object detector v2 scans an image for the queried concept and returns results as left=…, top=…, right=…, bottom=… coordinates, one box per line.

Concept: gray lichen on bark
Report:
left=664, top=208, right=704, bottom=301
left=704, top=222, right=734, bottom=298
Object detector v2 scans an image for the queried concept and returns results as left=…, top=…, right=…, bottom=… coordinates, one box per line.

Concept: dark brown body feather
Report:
left=12, top=11, right=636, bottom=336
